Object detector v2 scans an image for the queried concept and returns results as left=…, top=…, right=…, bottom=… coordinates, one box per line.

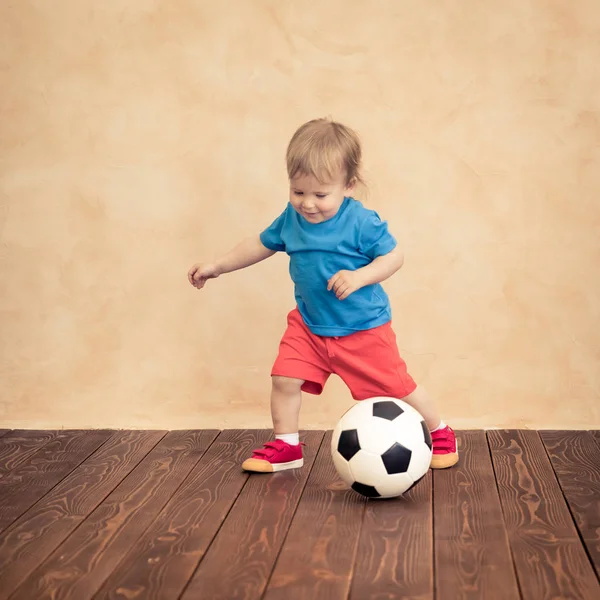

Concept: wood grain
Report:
left=181, top=431, right=325, bottom=600
left=0, top=430, right=61, bottom=478
left=263, top=431, right=367, bottom=600
left=433, top=430, right=519, bottom=600
left=0, top=430, right=11, bottom=439
left=8, top=430, right=217, bottom=600
left=488, top=430, right=600, bottom=600
left=593, top=430, right=600, bottom=449
left=0, top=429, right=59, bottom=477
left=540, top=430, right=600, bottom=578
left=349, top=471, right=433, bottom=600
left=95, top=429, right=271, bottom=600
left=1, top=428, right=595, bottom=599
left=0, top=429, right=112, bottom=533
left=0, top=430, right=166, bottom=600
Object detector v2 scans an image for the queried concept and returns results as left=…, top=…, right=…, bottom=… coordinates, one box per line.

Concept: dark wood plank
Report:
left=181, top=430, right=325, bottom=600
left=593, top=430, right=600, bottom=449
left=0, top=429, right=166, bottom=600
left=349, top=471, right=433, bottom=600
left=0, top=430, right=113, bottom=533
left=263, top=431, right=367, bottom=600
left=0, top=430, right=10, bottom=439
left=488, top=430, right=600, bottom=599
left=434, top=430, right=519, bottom=600
left=540, top=430, right=600, bottom=578
left=7, top=431, right=218, bottom=600
left=0, top=430, right=61, bottom=478
left=95, top=429, right=271, bottom=600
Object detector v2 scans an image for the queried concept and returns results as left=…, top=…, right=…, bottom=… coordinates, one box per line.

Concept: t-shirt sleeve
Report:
left=260, top=209, right=287, bottom=252
left=358, top=211, right=397, bottom=259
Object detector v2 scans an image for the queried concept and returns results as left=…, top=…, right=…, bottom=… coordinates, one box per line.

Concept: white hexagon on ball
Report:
left=331, top=397, right=433, bottom=499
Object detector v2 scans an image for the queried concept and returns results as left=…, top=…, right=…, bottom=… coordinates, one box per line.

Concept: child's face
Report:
left=289, top=172, right=354, bottom=224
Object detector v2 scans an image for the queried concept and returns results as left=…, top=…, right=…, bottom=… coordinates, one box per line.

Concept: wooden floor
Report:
left=0, top=429, right=598, bottom=599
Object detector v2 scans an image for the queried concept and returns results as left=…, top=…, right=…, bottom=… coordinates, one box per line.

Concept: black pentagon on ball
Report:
left=381, top=442, right=412, bottom=474
left=421, top=420, right=433, bottom=450
left=337, top=429, right=361, bottom=461
left=352, top=482, right=381, bottom=498
left=372, top=400, right=404, bottom=421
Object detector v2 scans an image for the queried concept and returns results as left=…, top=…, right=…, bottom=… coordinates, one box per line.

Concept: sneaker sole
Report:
left=242, top=458, right=304, bottom=473
left=430, top=452, right=459, bottom=469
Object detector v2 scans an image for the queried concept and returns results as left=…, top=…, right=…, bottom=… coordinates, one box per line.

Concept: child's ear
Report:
left=345, top=177, right=357, bottom=192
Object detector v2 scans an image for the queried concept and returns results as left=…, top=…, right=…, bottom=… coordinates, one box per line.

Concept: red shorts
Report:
left=271, top=308, right=417, bottom=400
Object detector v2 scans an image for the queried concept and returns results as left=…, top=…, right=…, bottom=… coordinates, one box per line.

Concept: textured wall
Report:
left=1, top=0, right=599, bottom=430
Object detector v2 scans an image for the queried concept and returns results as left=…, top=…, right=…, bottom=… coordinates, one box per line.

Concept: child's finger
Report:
left=327, top=273, right=339, bottom=291
left=340, top=284, right=356, bottom=300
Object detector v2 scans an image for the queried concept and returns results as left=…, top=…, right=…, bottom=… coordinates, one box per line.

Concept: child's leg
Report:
left=399, top=384, right=441, bottom=431
left=331, top=323, right=458, bottom=469
left=401, top=385, right=457, bottom=469
left=242, top=309, right=331, bottom=473
left=241, top=376, right=305, bottom=473
left=271, top=376, right=304, bottom=434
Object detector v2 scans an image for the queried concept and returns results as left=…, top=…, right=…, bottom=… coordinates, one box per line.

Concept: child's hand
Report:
left=188, top=263, right=220, bottom=289
left=327, top=270, right=365, bottom=300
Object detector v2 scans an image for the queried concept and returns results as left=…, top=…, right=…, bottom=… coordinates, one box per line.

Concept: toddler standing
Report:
left=188, top=118, right=458, bottom=472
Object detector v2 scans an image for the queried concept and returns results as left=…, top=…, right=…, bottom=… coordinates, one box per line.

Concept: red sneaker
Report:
left=242, top=439, right=304, bottom=473
left=430, top=425, right=459, bottom=469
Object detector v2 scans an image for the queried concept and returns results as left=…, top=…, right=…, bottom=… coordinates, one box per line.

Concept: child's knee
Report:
left=272, top=375, right=304, bottom=394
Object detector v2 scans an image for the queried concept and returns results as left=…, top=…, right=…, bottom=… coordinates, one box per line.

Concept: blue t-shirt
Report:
left=260, top=197, right=397, bottom=337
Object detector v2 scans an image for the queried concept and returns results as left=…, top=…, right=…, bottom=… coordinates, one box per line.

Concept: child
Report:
left=188, top=118, right=458, bottom=472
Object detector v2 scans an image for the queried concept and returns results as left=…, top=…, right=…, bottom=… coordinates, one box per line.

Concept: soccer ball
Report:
left=331, top=397, right=433, bottom=499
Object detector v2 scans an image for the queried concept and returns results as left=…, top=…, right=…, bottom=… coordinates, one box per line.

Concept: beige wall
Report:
left=1, top=1, right=599, bottom=430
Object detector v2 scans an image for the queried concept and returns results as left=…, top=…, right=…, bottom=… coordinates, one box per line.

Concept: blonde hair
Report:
left=286, top=118, right=364, bottom=187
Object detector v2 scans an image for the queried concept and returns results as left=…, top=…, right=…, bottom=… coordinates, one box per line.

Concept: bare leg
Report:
left=400, top=384, right=442, bottom=431
left=400, top=384, right=457, bottom=468
left=241, top=376, right=305, bottom=473
left=271, top=376, right=304, bottom=434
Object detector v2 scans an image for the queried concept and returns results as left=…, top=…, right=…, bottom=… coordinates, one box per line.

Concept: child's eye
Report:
left=294, top=191, right=304, bottom=196
left=316, top=194, right=327, bottom=199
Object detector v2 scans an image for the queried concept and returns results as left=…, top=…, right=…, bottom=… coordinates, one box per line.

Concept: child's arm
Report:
left=188, top=236, right=276, bottom=289
left=356, top=247, right=404, bottom=287
left=328, top=248, right=404, bottom=300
